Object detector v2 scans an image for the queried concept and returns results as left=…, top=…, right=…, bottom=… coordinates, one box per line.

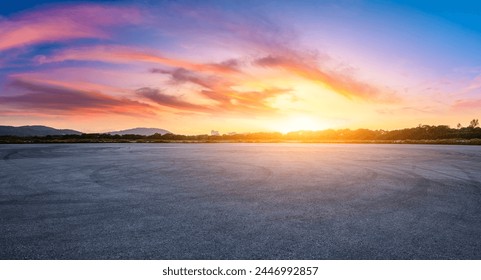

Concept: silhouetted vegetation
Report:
left=1, top=120, right=481, bottom=144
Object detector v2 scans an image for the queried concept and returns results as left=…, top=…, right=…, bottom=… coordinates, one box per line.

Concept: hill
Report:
left=0, top=125, right=82, bottom=136
left=107, top=127, right=171, bottom=136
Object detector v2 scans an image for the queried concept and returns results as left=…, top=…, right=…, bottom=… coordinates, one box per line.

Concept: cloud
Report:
left=1, top=1, right=400, bottom=126
left=136, top=87, right=212, bottom=112
left=254, top=55, right=397, bottom=102
left=157, top=5, right=397, bottom=102
left=38, top=45, right=239, bottom=75
left=8, top=73, right=128, bottom=95
left=0, top=4, right=142, bottom=52
left=150, top=67, right=292, bottom=114
left=1, top=78, right=153, bottom=116
left=143, top=4, right=397, bottom=102
left=199, top=87, right=292, bottom=114
left=452, top=99, right=481, bottom=112
left=151, top=68, right=230, bottom=90
left=23, top=2, right=395, bottom=103
left=463, top=74, right=481, bottom=93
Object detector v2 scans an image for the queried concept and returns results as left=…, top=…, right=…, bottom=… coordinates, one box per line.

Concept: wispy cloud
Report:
left=150, top=67, right=292, bottom=114
left=173, top=6, right=398, bottom=102
left=452, top=99, right=481, bottom=112
left=151, top=68, right=230, bottom=90
left=1, top=78, right=153, bottom=116
left=463, top=74, right=481, bottom=93
left=37, top=45, right=240, bottom=75
left=198, top=87, right=292, bottom=114
left=0, top=4, right=142, bottom=52
left=136, top=87, right=212, bottom=112
left=254, top=55, right=397, bottom=102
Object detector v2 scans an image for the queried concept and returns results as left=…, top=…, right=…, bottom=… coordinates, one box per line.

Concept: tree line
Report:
left=1, top=119, right=480, bottom=144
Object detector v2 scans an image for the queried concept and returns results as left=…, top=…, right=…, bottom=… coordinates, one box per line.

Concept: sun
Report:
left=271, top=115, right=329, bottom=134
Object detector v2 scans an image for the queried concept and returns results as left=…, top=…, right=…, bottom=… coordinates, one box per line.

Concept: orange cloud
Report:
left=199, top=88, right=291, bottom=114
left=255, top=55, right=397, bottom=102
left=150, top=67, right=291, bottom=115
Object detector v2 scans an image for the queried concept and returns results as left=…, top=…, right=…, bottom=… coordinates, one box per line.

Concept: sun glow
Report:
left=272, top=115, right=330, bottom=134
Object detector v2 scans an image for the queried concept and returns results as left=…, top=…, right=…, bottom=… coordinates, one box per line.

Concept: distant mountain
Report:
left=0, top=125, right=82, bottom=137
left=107, top=127, right=171, bottom=136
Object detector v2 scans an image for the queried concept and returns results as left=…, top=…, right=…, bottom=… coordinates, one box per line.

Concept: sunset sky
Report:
left=1, top=0, right=480, bottom=134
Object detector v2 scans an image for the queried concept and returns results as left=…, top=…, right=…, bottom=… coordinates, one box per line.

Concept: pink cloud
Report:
left=38, top=45, right=239, bottom=75
left=8, top=73, right=128, bottom=95
left=136, top=87, right=213, bottom=112
left=464, top=74, right=481, bottom=93
left=0, top=4, right=142, bottom=51
left=1, top=78, right=154, bottom=117
left=452, top=99, right=481, bottom=112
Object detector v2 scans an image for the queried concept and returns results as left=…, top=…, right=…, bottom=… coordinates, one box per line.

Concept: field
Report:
left=1, top=143, right=480, bottom=259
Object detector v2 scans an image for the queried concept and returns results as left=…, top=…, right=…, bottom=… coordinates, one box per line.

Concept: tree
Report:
left=469, top=119, right=479, bottom=128
left=457, top=123, right=462, bottom=129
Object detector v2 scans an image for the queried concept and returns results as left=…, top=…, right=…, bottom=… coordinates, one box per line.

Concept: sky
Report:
left=1, top=0, right=480, bottom=134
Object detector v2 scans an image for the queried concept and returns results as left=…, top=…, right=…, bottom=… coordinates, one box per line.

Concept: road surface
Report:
left=1, top=143, right=480, bottom=259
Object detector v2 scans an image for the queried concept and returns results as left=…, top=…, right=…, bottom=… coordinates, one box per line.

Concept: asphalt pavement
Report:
left=1, top=143, right=480, bottom=259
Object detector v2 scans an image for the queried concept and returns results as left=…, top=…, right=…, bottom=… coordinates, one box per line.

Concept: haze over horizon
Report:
left=1, top=0, right=480, bottom=134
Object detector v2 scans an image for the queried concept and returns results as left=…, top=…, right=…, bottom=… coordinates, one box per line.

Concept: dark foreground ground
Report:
left=1, top=143, right=480, bottom=259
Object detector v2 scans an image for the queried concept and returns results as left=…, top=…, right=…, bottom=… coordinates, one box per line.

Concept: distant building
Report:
left=211, top=130, right=220, bottom=136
